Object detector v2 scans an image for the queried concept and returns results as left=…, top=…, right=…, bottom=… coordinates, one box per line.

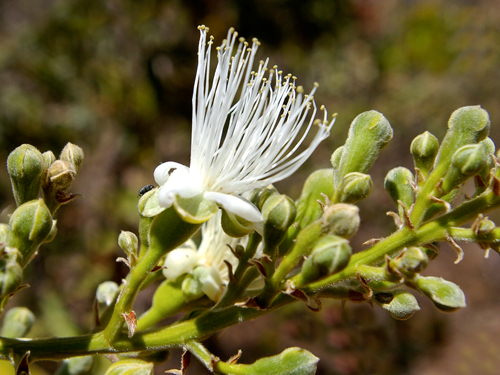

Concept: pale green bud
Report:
left=391, top=247, right=429, bottom=278
left=60, top=142, right=84, bottom=174
left=7, top=144, right=45, bottom=206
left=46, top=160, right=76, bottom=192
left=339, top=172, right=373, bottom=204
left=104, top=359, right=153, bottom=375
left=416, top=276, right=466, bottom=312
left=295, top=169, right=334, bottom=229
left=434, top=106, right=490, bottom=170
left=335, top=110, right=392, bottom=189
left=0, top=224, right=10, bottom=243
left=0, top=307, right=35, bottom=338
left=478, top=137, right=496, bottom=186
left=55, top=356, right=94, bottom=375
left=42, top=151, right=56, bottom=169
left=8, top=199, right=53, bottom=267
left=410, top=131, right=439, bottom=177
left=476, top=218, right=495, bottom=236
left=262, top=194, right=296, bottom=255
left=441, top=144, right=487, bottom=194
left=96, top=281, right=120, bottom=307
left=322, top=203, right=360, bottom=239
left=375, top=290, right=420, bottom=320
left=299, top=235, right=351, bottom=284
left=0, top=247, right=23, bottom=298
left=118, top=231, right=139, bottom=259
left=384, top=167, right=414, bottom=217
left=250, top=186, right=279, bottom=211
left=240, top=347, right=319, bottom=375
left=221, top=210, right=254, bottom=238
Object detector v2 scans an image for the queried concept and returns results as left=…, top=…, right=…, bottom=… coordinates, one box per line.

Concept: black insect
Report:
left=138, top=184, right=155, bottom=197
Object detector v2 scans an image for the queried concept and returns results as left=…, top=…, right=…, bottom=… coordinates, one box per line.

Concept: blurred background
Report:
left=1, top=0, right=500, bottom=374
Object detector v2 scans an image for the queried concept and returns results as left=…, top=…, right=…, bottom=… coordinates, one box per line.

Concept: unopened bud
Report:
left=339, top=172, right=373, bottom=204
left=55, top=356, right=94, bottom=375
left=221, top=210, right=255, bottom=238
left=476, top=218, right=495, bottom=235
left=0, top=247, right=23, bottom=298
left=478, top=137, right=495, bottom=185
left=410, top=131, right=439, bottom=177
left=250, top=186, right=279, bottom=210
left=0, top=224, right=10, bottom=243
left=391, top=247, right=429, bottom=278
left=416, top=276, right=466, bottom=312
left=104, top=359, right=153, bottom=375
left=118, top=231, right=139, bottom=259
left=0, top=307, right=35, bottom=338
left=441, top=144, right=487, bottom=194
left=46, top=160, right=76, bottom=192
left=434, top=106, right=490, bottom=170
left=375, top=290, right=420, bottom=320
left=42, top=151, right=56, bottom=169
left=8, top=199, right=52, bottom=267
left=96, top=281, right=120, bottom=307
left=7, top=144, right=45, bottom=206
left=299, top=235, right=351, bottom=284
left=384, top=167, right=414, bottom=217
left=322, top=203, right=360, bottom=239
left=262, top=194, right=296, bottom=255
left=244, top=347, right=319, bottom=374
left=181, top=273, right=204, bottom=302
left=60, top=142, right=84, bottom=174
left=335, top=111, right=392, bottom=191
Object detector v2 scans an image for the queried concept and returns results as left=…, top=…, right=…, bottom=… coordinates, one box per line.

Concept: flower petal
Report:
left=154, top=162, right=189, bottom=186
left=204, top=191, right=263, bottom=222
left=157, top=167, right=203, bottom=208
left=163, top=247, right=199, bottom=281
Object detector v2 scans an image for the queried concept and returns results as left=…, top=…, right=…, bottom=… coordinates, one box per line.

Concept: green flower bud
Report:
left=8, top=199, right=53, bottom=267
left=0, top=307, right=35, bottom=338
left=262, top=194, right=296, bottom=256
left=221, top=210, right=254, bottom=238
left=7, top=144, right=46, bottom=206
left=441, top=144, right=487, bottom=194
left=410, top=131, right=439, bottom=177
left=60, top=142, right=84, bottom=174
left=416, top=276, right=466, bottom=312
left=339, top=172, right=373, bottom=204
left=299, top=235, right=351, bottom=284
left=334, top=110, right=392, bottom=190
left=375, top=290, right=420, bottom=320
left=250, top=186, right=279, bottom=211
left=46, top=160, right=76, bottom=193
left=434, top=106, right=490, bottom=170
left=477, top=137, right=496, bottom=188
left=384, top=167, right=414, bottom=217
left=391, top=247, right=429, bottom=278
left=0, top=247, right=23, bottom=298
left=239, top=347, right=319, bottom=375
left=96, top=281, right=120, bottom=307
left=118, top=231, right=139, bottom=259
left=476, top=218, right=495, bottom=236
left=55, top=356, right=94, bottom=375
left=104, top=359, right=153, bottom=375
left=322, top=203, right=360, bottom=239
left=42, top=151, right=56, bottom=169
left=295, top=169, right=334, bottom=229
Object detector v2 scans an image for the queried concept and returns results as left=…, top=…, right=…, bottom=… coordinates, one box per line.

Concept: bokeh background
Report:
left=1, top=0, right=500, bottom=374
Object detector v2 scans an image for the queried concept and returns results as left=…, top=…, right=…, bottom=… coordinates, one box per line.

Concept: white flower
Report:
left=154, top=25, right=333, bottom=223
left=163, top=211, right=239, bottom=301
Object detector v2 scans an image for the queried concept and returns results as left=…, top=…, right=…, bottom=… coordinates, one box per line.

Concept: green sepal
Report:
left=262, top=194, right=296, bottom=256
left=138, top=188, right=164, bottom=217
left=410, top=131, right=439, bottom=178
left=173, top=194, right=218, bottom=224
left=374, top=290, right=420, bottom=320
left=384, top=167, right=414, bottom=217
left=7, top=144, right=46, bottom=207
left=334, top=110, right=393, bottom=192
left=415, top=276, right=466, bottom=312
left=338, top=172, right=373, bottom=204
left=221, top=210, right=255, bottom=238
left=223, top=347, right=318, bottom=375
left=0, top=307, right=35, bottom=338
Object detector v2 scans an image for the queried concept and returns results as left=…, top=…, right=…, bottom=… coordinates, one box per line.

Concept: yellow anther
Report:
left=313, top=119, right=321, bottom=126
left=314, top=82, right=319, bottom=87
left=320, top=105, right=325, bottom=110
left=296, top=86, right=304, bottom=93
left=229, top=27, right=235, bottom=33
left=278, top=70, right=283, bottom=75
left=239, top=37, right=245, bottom=43
left=292, top=76, right=297, bottom=80
left=198, top=25, right=206, bottom=30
